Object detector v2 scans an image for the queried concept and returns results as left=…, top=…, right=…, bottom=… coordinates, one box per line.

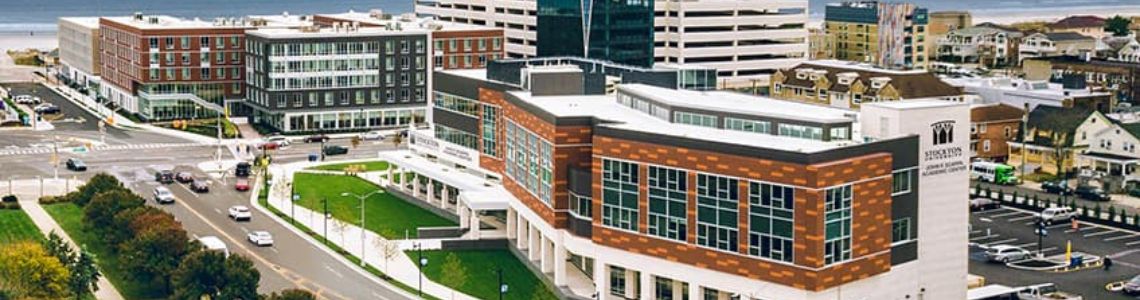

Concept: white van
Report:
left=197, top=236, right=229, bottom=257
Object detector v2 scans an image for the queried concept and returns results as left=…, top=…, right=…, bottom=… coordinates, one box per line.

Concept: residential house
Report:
left=1047, top=15, right=1107, bottom=39
left=1099, top=34, right=1140, bottom=63
left=770, top=60, right=963, bottom=109
left=935, top=24, right=1023, bottom=68
left=1023, top=56, right=1140, bottom=104
left=1019, top=32, right=1097, bottom=60
left=971, top=103, right=1024, bottom=162
left=1075, top=111, right=1140, bottom=192
left=944, top=77, right=1114, bottom=113
left=1008, top=105, right=1093, bottom=176
left=927, top=11, right=972, bottom=62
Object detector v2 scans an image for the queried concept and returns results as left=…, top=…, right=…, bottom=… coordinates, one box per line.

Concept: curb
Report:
left=42, top=83, right=127, bottom=130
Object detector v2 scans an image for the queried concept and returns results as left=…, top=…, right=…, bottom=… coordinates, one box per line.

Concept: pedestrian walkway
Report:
left=261, top=162, right=478, bottom=300
left=0, top=142, right=208, bottom=156
left=10, top=179, right=124, bottom=300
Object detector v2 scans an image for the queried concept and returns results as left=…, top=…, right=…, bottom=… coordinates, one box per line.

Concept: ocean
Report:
left=0, top=0, right=1138, bottom=34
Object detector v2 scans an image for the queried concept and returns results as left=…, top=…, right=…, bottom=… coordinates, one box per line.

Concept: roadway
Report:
left=974, top=180, right=1140, bottom=216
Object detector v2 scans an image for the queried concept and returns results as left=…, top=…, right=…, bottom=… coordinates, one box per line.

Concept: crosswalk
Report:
left=0, top=143, right=208, bottom=156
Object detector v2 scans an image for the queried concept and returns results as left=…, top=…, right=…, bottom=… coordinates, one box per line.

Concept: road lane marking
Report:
left=214, top=208, right=222, bottom=214
left=1125, top=240, right=1140, bottom=246
left=1079, top=225, right=1101, bottom=231
left=1104, top=234, right=1137, bottom=242
left=970, top=230, right=982, bottom=235
left=269, top=247, right=279, bottom=253
left=1084, top=230, right=1119, bottom=238
left=970, top=234, right=1000, bottom=241
left=323, top=264, right=345, bottom=278
left=985, top=238, right=1019, bottom=246
left=240, top=227, right=249, bottom=233
left=978, top=218, right=993, bottom=223
left=1045, top=223, right=1069, bottom=229
left=1008, top=215, right=1037, bottom=222
left=989, top=211, right=1027, bottom=219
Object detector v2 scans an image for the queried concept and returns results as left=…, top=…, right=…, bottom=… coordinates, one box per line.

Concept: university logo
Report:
left=931, top=120, right=955, bottom=145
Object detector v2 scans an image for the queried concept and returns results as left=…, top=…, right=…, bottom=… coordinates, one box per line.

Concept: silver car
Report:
left=985, top=245, right=1031, bottom=263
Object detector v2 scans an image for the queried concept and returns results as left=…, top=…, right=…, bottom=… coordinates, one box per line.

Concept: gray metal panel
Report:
left=531, top=71, right=584, bottom=96
left=432, top=107, right=480, bottom=135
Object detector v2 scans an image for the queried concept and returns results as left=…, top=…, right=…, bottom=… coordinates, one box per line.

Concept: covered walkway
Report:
left=378, top=150, right=510, bottom=238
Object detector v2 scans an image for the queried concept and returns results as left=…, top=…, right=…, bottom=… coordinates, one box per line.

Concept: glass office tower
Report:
left=536, top=0, right=654, bottom=67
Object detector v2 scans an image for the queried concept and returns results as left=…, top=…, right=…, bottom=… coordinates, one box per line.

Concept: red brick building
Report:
left=971, top=103, right=1024, bottom=162
left=313, top=11, right=505, bottom=69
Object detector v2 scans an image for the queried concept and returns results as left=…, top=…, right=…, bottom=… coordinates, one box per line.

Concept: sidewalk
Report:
left=260, top=162, right=478, bottom=300
left=10, top=179, right=125, bottom=300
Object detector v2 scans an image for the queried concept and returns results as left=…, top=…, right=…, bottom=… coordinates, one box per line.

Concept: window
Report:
left=824, top=185, right=853, bottom=265
left=648, top=166, right=687, bottom=242
left=569, top=192, right=593, bottom=219
left=749, top=181, right=794, bottom=262
left=149, top=37, right=159, bottom=49
left=674, top=111, right=717, bottom=128
left=697, top=174, right=739, bottom=252
left=892, top=169, right=912, bottom=196
left=165, top=37, right=174, bottom=49
left=724, top=118, right=770, bottom=134
left=481, top=105, right=499, bottom=157
left=180, top=37, right=190, bottom=49
left=609, top=266, right=627, bottom=296
left=892, top=218, right=912, bottom=244
left=1004, top=126, right=1012, bottom=138
left=830, top=127, right=850, bottom=140
left=979, top=124, right=987, bottom=133
left=505, top=121, right=554, bottom=204
left=601, top=159, right=639, bottom=231
left=778, top=124, right=824, bottom=140
left=200, top=68, right=210, bottom=80
left=983, top=140, right=991, bottom=152
left=200, top=37, right=210, bottom=48
left=435, top=125, right=479, bottom=150
left=654, top=276, right=687, bottom=300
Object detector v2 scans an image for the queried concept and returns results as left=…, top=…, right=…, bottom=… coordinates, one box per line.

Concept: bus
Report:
left=972, top=161, right=1019, bottom=185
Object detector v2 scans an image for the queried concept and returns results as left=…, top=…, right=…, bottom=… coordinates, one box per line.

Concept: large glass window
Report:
left=648, top=166, right=687, bottom=242
left=697, top=174, right=738, bottom=252
left=601, top=159, right=639, bottom=231
left=778, top=124, right=824, bottom=140
left=892, top=169, right=912, bottom=195
left=609, top=266, right=627, bottom=296
left=569, top=191, right=592, bottom=220
left=724, top=118, right=771, bottom=134
left=434, top=92, right=480, bottom=117
left=892, top=218, right=912, bottom=244
left=674, top=111, right=717, bottom=128
left=434, top=124, right=478, bottom=150
left=749, top=182, right=794, bottom=262
left=824, top=185, right=853, bottom=265
left=481, top=105, right=499, bottom=157
left=505, top=121, right=553, bottom=204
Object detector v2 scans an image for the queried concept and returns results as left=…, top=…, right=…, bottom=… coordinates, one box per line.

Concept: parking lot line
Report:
left=1045, top=223, right=1069, bottom=229
left=1008, top=215, right=1037, bottom=222
left=1104, top=234, right=1137, bottom=242
left=1012, top=242, right=1037, bottom=248
left=973, top=208, right=1011, bottom=215
left=985, top=238, right=1019, bottom=246
left=1125, top=240, right=1140, bottom=246
left=989, top=211, right=1028, bottom=219
left=1079, top=225, right=1101, bottom=231
left=1084, top=229, right=1119, bottom=238
left=970, top=234, right=1000, bottom=241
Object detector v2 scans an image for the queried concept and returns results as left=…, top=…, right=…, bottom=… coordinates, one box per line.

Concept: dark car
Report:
left=34, top=104, right=60, bottom=114
left=1125, top=274, right=1140, bottom=295
left=303, top=134, right=330, bottom=143
left=1075, top=185, right=1111, bottom=201
left=65, top=158, right=87, bottom=171
left=155, top=170, right=175, bottom=184
left=235, top=162, right=251, bottom=178
left=190, top=180, right=210, bottom=193
left=175, top=172, right=194, bottom=183
left=1040, top=180, right=1073, bottom=195
left=323, top=145, right=349, bottom=156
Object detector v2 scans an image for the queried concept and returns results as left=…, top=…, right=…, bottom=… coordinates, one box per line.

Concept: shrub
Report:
left=1109, top=206, right=1118, bottom=222
left=1094, top=205, right=1103, bottom=220
left=38, top=196, right=68, bottom=205
left=0, top=202, right=20, bottom=210
left=1, top=195, right=16, bottom=203
left=1011, top=191, right=1019, bottom=203
left=997, top=190, right=1006, bottom=202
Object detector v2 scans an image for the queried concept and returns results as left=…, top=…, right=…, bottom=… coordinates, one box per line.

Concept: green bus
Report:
left=971, top=161, right=1019, bottom=185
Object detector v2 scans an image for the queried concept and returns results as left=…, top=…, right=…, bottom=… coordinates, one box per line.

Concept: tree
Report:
left=217, top=255, right=260, bottom=300
left=376, top=229, right=401, bottom=275
left=83, top=189, right=145, bottom=233
left=351, top=136, right=362, bottom=149
left=1106, top=15, right=1133, bottom=37
left=264, top=289, right=316, bottom=300
left=391, top=133, right=403, bottom=148
left=1049, top=131, right=1070, bottom=180
left=0, top=241, right=71, bottom=298
left=68, top=173, right=124, bottom=206
left=43, top=231, right=76, bottom=266
left=119, top=223, right=191, bottom=292
left=69, top=251, right=101, bottom=299
left=171, top=250, right=227, bottom=299
left=439, top=253, right=468, bottom=300
left=333, top=219, right=349, bottom=246
left=108, top=206, right=166, bottom=245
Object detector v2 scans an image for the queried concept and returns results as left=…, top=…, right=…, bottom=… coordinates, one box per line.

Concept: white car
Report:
left=247, top=231, right=273, bottom=246
left=260, top=135, right=290, bottom=148
left=1039, top=207, right=1079, bottom=225
left=985, top=245, right=1031, bottom=263
left=359, top=130, right=385, bottom=140
left=13, top=95, right=40, bottom=105
left=228, top=205, right=251, bottom=221
left=153, top=186, right=175, bottom=204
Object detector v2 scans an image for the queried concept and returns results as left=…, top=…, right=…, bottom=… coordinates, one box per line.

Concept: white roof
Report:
left=802, top=60, right=929, bottom=75
left=618, top=84, right=856, bottom=124
left=248, top=26, right=428, bottom=38
left=945, top=77, right=1110, bottom=97
left=197, top=236, right=226, bottom=249
left=59, top=17, right=100, bottom=29
left=102, top=15, right=221, bottom=30
left=864, top=99, right=966, bottom=110
left=317, top=11, right=497, bottom=32
left=445, top=69, right=489, bottom=81
left=378, top=150, right=509, bottom=210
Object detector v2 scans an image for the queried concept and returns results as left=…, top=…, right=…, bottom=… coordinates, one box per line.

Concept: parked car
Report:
left=13, top=95, right=40, bottom=105
left=65, top=158, right=86, bottom=171
left=228, top=205, right=251, bottom=221
left=155, top=170, right=174, bottom=184
left=323, top=145, right=349, bottom=156
left=258, top=136, right=290, bottom=150
left=303, top=134, right=330, bottom=143
left=1040, top=181, right=1073, bottom=195
left=234, top=178, right=250, bottom=191
left=175, top=172, right=194, bottom=183
left=33, top=103, right=60, bottom=114
left=235, top=162, right=251, bottom=177
left=190, top=180, right=209, bottom=193
left=153, top=186, right=175, bottom=204
left=359, top=131, right=385, bottom=140
left=1039, top=207, right=1079, bottom=225
left=1124, top=274, right=1140, bottom=295
left=985, top=245, right=1031, bottom=263
left=1017, top=283, right=1082, bottom=300
left=970, top=197, right=1000, bottom=211
left=247, top=231, right=274, bottom=246
left=1074, top=185, right=1110, bottom=201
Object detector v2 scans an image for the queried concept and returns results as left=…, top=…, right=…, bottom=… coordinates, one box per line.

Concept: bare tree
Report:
left=1050, top=131, right=1070, bottom=179
left=372, top=229, right=401, bottom=275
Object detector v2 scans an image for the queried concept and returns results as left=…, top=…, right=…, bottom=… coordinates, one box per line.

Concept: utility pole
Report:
left=1021, top=102, right=1028, bottom=180
left=52, top=135, right=59, bottom=180
left=323, top=197, right=329, bottom=244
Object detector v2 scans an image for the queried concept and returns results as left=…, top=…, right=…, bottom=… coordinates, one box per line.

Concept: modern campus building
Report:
left=58, top=17, right=102, bottom=89
left=824, top=1, right=929, bottom=70
left=377, top=60, right=970, bottom=299
left=413, top=0, right=809, bottom=88
left=770, top=60, right=963, bottom=110
left=312, top=11, right=506, bottom=70
left=243, top=24, right=431, bottom=133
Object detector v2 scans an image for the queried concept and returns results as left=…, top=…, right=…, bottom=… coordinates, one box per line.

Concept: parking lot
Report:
left=970, top=206, right=1140, bottom=299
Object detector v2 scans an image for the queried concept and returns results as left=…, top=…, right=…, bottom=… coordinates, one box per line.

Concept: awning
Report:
left=379, top=150, right=511, bottom=210
left=1080, top=151, right=1140, bottom=164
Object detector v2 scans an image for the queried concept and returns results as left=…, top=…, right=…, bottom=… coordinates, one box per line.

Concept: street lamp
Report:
left=415, top=242, right=427, bottom=297
left=497, top=267, right=508, bottom=300
left=342, top=190, right=384, bottom=267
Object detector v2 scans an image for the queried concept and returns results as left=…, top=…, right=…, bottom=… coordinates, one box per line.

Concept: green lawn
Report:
left=44, top=203, right=167, bottom=299
left=292, top=173, right=455, bottom=239
left=0, top=209, right=41, bottom=244
left=309, top=161, right=391, bottom=172
left=412, top=250, right=556, bottom=300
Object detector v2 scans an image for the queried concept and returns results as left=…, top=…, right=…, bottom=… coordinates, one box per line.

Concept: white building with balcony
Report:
left=934, top=24, right=1022, bottom=68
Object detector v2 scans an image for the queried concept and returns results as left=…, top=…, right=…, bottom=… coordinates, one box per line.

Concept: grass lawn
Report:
left=293, top=173, right=455, bottom=239
left=309, top=161, right=391, bottom=172
left=44, top=203, right=167, bottom=299
left=0, top=209, right=41, bottom=244
left=412, top=250, right=556, bottom=300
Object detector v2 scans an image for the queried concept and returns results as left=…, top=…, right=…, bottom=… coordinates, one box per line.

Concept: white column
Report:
left=553, top=237, right=567, bottom=286
left=459, top=203, right=470, bottom=229
left=441, top=186, right=451, bottom=210
left=528, top=225, right=540, bottom=260
left=506, top=208, right=518, bottom=239
left=516, top=215, right=528, bottom=249
left=639, top=271, right=652, bottom=300
left=594, top=263, right=608, bottom=300
left=386, top=166, right=394, bottom=186
left=688, top=277, right=701, bottom=300
left=396, top=168, right=405, bottom=190
left=540, top=235, right=552, bottom=273
left=426, top=179, right=436, bottom=204
left=412, top=174, right=421, bottom=198
left=469, top=208, right=481, bottom=239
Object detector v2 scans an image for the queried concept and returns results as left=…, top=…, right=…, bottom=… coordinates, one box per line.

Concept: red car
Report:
left=235, top=179, right=250, bottom=191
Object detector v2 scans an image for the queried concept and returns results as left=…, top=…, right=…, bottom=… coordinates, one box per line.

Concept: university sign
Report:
left=922, top=120, right=967, bottom=177
left=409, top=130, right=480, bottom=166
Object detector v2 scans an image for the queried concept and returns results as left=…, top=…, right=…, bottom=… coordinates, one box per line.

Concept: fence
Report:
left=972, top=186, right=1140, bottom=231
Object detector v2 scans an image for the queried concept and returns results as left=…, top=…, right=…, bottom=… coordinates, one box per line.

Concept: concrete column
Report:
left=426, top=179, right=436, bottom=204
left=441, top=186, right=451, bottom=210
left=459, top=203, right=470, bottom=229
left=540, top=235, right=552, bottom=273
left=516, top=216, right=528, bottom=249
left=396, top=168, right=405, bottom=190
left=386, top=166, right=394, bottom=186
left=412, top=174, right=421, bottom=198
left=553, top=237, right=567, bottom=286
left=594, top=263, right=608, bottom=300
left=528, top=225, right=540, bottom=261
left=688, top=276, right=701, bottom=300
left=469, top=208, right=481, bottom=239
left=506, top=208, right=517, bottom=239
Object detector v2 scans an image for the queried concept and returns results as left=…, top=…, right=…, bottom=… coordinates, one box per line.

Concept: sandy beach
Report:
left=972, top=5, right=1140, bottom=25
left=0, top=33, right=57, bottom=52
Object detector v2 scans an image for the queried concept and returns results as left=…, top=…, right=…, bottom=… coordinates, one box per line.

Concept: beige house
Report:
left=771, top=60, right=963, bottom=110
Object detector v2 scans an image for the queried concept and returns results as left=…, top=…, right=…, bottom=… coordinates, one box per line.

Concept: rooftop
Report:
left=618, top=84, right=856, bottom=124
left=247, top=25, right=428, bottom=38
left=971, top=103, right=1025, bottom=123
left=58, top=17, right=101, bottom=29
left=801, top=60, right=928, bottom=75
left=1049, top=15, right=1106, bottom=29
left=781, top=60, right=963, bottom=99
left=315, top=10, right=497, bottom=32
left=944, top=77, right=1110, bottom=97
left=101, top=15, right=218, bottom=30
left=1042, top=32, right=1095, bottom=42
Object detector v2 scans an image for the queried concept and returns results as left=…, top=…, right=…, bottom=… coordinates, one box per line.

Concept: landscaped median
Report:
left=308, top=160, right=390, bottom=172
left=413, top=249, right=558, bottom=300
left=292, top=172, right=454, bottom=239
left=0, top=207, right=40, bottom=244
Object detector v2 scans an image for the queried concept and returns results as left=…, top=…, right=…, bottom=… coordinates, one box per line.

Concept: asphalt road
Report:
left=969, top=206, right=1140, bottom=299
left=0, top=120, right=410, bottom=298
left=974, top=180, right=1140, bottom=216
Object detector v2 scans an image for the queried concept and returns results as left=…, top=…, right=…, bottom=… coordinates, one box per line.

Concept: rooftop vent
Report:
left=133, top=12, right=144, bottom=21
left=148, top=16, right=159, bottom=24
